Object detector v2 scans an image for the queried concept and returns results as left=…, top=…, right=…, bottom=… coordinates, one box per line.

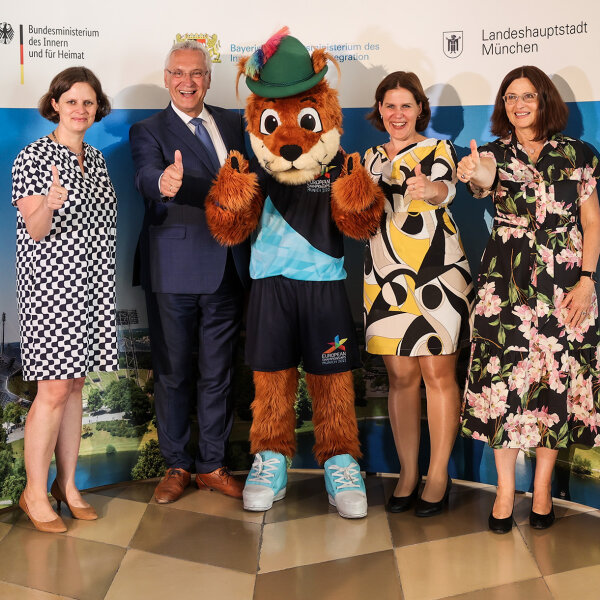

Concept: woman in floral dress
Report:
left=458, top=65, right=600, bottom=533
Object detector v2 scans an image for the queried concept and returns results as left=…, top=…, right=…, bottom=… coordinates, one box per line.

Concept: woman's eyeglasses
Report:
left=502, top=92, right=538, bottom=105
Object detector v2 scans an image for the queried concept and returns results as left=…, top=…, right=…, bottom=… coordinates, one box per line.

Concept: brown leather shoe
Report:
left=154, top=468, right=191, bottom=504
left=196, top=467, right=243, bottom=499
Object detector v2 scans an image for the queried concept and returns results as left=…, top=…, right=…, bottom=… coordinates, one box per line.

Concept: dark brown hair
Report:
left=366, top=71, right=431, bottom=132
left=490, top=65, right=568, bottom=141
left=38, top=66, right=111, bottom=123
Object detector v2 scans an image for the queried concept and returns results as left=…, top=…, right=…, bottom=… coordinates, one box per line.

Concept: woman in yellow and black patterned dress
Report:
left=363, top=72, right=474, bottom=516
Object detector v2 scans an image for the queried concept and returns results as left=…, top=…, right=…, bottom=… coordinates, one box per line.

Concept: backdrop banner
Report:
left=1, top=0, right=599, bottom=509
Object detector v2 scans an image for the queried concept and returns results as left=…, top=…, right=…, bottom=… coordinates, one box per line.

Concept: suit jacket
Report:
left=129, top=103, right=250, bottom=294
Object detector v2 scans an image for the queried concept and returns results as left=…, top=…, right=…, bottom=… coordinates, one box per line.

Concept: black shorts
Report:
left=245, top=276, right=361, bottom=375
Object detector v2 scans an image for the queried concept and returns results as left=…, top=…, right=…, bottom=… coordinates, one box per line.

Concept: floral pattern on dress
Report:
left=461, top=133, right=600, bottom=449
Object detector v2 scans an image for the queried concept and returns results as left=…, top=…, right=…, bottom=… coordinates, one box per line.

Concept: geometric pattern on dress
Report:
left=11, top=136, right=118, bottom=381
left=363, top=139, right=474, bottom=357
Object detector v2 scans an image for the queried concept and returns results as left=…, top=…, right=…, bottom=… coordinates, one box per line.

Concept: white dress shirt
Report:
left=170, top=102, right=228, bottom=166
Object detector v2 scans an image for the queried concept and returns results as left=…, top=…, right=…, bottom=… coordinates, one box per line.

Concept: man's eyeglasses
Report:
left=502, top=92, right=538, bottom=105
left=165, top=69, right=210, bottom=80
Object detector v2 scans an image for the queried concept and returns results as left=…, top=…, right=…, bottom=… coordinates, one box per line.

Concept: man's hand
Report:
left=160, top=150, right=184, bottom=197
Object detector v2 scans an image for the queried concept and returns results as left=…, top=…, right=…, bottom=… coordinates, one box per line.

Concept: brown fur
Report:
left=331, top=153, right=385, bottom=240
left=306, top=371, right=361, bottom=465
left=250, top=369, right=299, bottom=457
left=205, top=150, right=264, bottom=245
left=245, top=80, right=343, bottom=157
left=311, top=48, right=328, bottom=74
left=312, top=51, right=341, bottom=83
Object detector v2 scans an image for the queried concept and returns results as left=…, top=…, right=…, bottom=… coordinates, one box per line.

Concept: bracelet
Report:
left=580, top=270, right=596, bottom=282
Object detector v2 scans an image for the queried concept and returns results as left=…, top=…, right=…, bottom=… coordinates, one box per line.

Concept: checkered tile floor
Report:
left=0, top=472, right=599, bottom=599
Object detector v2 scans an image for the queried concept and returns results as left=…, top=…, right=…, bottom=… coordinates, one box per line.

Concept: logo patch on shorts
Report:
left=322, top=334, right=348, bottom=365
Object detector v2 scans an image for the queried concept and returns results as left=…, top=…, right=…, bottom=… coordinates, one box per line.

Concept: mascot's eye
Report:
left=297, top=107, right=322, bottom=132
left=259, top=109, right=281, bottom=135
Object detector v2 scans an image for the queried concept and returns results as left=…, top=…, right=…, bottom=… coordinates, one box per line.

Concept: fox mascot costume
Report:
left=206, top=28, right=383, bottom=518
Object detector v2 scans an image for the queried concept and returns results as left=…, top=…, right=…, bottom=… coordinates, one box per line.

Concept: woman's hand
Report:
left=457, top=140, right=481, bottom=183
left=457, top=139, right=496, bottom=191
left=561, top=277, right=595, bottom=328
left=406, top=164, right=434, bottom=202
left=405, top=164, right=450, bottom=205
left=45, top=165, right=68, bottom=210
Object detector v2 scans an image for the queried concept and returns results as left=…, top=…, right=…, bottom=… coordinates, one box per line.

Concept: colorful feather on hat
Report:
left=245, top=26, right=289, bottom=80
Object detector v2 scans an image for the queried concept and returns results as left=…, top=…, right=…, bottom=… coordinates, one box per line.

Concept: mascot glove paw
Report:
left=341, top=152, right=361, bottom=177
left=227, top=150, right=250, bottom=174
left=333, top=156, right=381, bottom=214
left=243, top=451, right=287, bottom=512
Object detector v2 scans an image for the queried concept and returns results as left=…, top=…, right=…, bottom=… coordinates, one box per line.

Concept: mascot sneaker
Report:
left=243, top=451, right=287, bottom=511
left=324, top=454, right=368, bottom=519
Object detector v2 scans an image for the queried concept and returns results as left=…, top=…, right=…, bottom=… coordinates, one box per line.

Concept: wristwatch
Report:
left=580, top=270, right=596, bottom=282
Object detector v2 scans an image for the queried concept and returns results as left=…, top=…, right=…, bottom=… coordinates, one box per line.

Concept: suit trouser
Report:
left=146, top=256, right=243, bottom=473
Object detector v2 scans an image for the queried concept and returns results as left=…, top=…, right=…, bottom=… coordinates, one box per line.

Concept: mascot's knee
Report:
left=306, top=371, right=355, bottom=409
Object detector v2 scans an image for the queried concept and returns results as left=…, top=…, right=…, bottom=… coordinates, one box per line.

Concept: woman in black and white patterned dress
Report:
left=12, top=67, right=117, bottom=532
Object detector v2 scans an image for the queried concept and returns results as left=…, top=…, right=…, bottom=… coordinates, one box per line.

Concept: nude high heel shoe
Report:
left=51, top=480, right=98, bottom=521
left=19, top=493, right=67, bottom=533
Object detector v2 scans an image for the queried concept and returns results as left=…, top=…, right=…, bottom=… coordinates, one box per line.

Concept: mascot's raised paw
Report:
left=206, top=149, right=264, bottom=245
left=331, top=151, right=385, bottom=240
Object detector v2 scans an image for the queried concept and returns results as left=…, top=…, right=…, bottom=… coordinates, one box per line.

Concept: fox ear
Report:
left=312, top=50, right=341, bottom=82
left=311, top=48, right=328, bottom=73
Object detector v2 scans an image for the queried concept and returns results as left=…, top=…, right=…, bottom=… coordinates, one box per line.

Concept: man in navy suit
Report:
left=129, top=40, right=249, bottom=503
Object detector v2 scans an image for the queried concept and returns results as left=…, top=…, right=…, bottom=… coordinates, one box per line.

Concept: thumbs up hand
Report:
left=160, top=150, right=184, bottom=197
left=174, top=150, right=183, bottom=173
left=45, top=165, right=68, bottom=210
left=405, top=162, right=430, bottom=201
left=457, top=140, right=481, bottom=183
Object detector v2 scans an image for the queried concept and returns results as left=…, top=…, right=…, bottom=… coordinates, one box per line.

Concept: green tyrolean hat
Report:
left=245, top=30, right=328, bottom=99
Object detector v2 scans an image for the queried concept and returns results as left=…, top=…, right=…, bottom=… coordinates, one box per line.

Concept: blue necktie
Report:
left=190, top=117, right=220, bottom=173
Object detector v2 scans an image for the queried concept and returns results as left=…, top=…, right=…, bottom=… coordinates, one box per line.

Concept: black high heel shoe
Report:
left=386, top=476, right=421, bottom=513
left=529, top=494, right=555, bottom=530
left=414, top=476, right=452, bottom=517
left=489, top=496, right=514, bottom=534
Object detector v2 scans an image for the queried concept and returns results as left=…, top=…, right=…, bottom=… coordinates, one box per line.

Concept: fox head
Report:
left=238, top=38, right=342, bottom=185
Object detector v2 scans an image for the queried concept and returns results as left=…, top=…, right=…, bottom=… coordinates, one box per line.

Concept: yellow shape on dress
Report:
left=367, top=335, right=401, bottom=355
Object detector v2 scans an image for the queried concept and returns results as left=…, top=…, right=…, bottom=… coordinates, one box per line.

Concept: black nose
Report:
left=279, top=145, right=303, bottom=162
